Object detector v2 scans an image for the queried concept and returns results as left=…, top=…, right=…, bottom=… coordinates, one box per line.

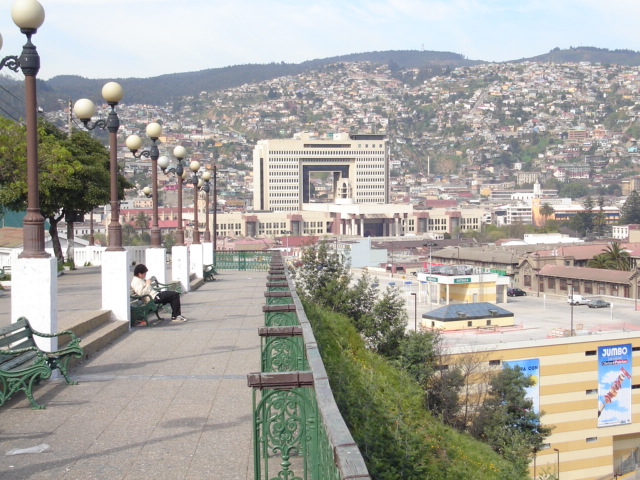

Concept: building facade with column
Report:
left=253, top=132, right=389, bottom=212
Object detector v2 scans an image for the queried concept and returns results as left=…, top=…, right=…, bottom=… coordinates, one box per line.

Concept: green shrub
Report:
left=304, top=300, right=525, bottom=480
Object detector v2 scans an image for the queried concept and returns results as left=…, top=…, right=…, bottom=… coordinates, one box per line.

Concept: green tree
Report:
left=359, top=285, right=407, bottom=358
left=559, top=183, right=589, bottom=199
left=472, top=365, right=553, bottom=476
left=587, top=253, right=611, bottom=269
left=540, top=203, right=555, bottom=224
left=594, top=196, right=607, bottom=237
left=0, top=119, right=119, bottom=261
left=134, top=211, right=150, bottom=234
left=581, top=195, right=595, bottom=235
left=601, top=242, right=630, bottom=271
left=0, top=119, right=131, bottom=260
left=295, top=242, right=351, bottom=311
left=619, top=190, right=640, bottom=224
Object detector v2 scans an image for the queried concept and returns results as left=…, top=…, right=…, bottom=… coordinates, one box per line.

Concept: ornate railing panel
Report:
left=249, top=252, right=370, bottom=480
left=214, top=252, right=273, bottom=271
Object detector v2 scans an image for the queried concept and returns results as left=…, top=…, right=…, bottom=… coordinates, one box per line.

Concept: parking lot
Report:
left=375, top=276, right=640, bottom=348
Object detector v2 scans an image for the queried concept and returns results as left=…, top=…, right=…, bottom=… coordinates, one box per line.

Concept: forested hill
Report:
left=522, top=46, right=640, bottom=65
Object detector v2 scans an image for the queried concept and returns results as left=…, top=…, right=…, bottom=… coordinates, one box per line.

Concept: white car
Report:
left=567, top=294, right=589, bottom=306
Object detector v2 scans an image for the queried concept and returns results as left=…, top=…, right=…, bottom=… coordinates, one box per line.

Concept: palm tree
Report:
left=540, top=203, right=555, bottom=225
left=602, top=242, right=630, bottom=271
left=134, top=212, right=150, bottom=235
left=587, top=253, right=611, bottom=269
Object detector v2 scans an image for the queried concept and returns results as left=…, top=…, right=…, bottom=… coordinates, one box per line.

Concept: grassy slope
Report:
left=304, top=301, right=524, bottom=480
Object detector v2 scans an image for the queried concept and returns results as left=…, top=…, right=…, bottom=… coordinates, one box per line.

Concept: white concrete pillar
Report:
left=190, top=243, right=203, bottom=278
left=172, top=245, right=190, bottom=293
left=351, top=218, right=356, bottom=235
left=102, top=250, right=131, bottom=324
left=202, top=242, right=214, bottom=266
left=360, top=218, right=365, bottom=237
left=12, top=257, right=58, bottom=351
left=395, top=217, right=400, bottom=236
left=145, top=247, right=167, bottom=283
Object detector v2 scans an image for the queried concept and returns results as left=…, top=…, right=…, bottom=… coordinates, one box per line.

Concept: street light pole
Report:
left=202, top=169, right=212, bottom=242
left=554, top=448, right=560, bottom=479
left=74, top=81, right=125, bottom=251
left=213, top=164, right=217, bottom=266
left=167, top=146, right=186, bottom=246
left=189, top=160, right=202, bottom=245
left=411, top=292, right=417, bottom=331
left=12, top=0, right=46, bottom=259
left=126, top=123, right=163, bottom=248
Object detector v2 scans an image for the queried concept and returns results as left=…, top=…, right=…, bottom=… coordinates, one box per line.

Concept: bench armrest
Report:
left=0, top=344, right=46, bottom=357
left=17, top=317, right=81, bottom=351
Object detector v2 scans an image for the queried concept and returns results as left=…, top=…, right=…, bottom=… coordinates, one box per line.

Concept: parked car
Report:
left=567, top=294, right=589, bottom=305
left=588, top=299, right=611, bottom=309
left=507, top=288, right=527, bottom=297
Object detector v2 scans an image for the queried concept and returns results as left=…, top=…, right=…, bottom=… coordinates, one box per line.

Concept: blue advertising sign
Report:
left=598, top=344, right=632, bottom=427
left=504, top=358, right=540, bottom=414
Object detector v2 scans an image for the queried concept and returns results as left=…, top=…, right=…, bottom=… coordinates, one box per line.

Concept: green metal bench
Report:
left=203, top=264, right=217, bottom=282
left=149, top=276, right=182, bottom=295
left=0, top=266, right=11, bottom=280
left=0, top=317, right=84, bottom=409
left=130, top=294, right=163, bottom=327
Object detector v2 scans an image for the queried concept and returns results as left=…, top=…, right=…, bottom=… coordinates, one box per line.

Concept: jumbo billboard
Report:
left=598, top=344, right=632, bottom=427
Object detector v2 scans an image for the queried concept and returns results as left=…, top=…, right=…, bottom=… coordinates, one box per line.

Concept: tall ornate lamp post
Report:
left=202, top=170, right=212, bottom=243
left=74, top=82, right=125, bottom=250
left=212, top=164, right=217, bottom=265
left=189, top=160, right=202, bottom=245
left=127, top=123, right=167, bottom=282
left=159, top=147, right=186, bottom=246
left=73, top=82, right=132, bottom=324
left=10, top=0, right=46, bottom=260
left=187, top=160, right=204, bottom=279
left=126, top=123, right=163, bottom=247
left=159, top=149, right=191, bottom=291
left=8, top=0, right=57, bottom=338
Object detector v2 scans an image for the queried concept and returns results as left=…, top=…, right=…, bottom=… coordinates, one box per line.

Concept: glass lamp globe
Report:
left=126, top=135, right=142, bottom=151
left=73, top=98, right=96, bottom=121
left=0, top=33, right=4, bottom=51
left=102, top=82, right=124, bottom=104
left=202, top=171, right=212, bottom=181
left=142, top=186, right=152, bottom=197
left=189, top=160, right=201, bottom=172
left=174, top=145, right=186, bottom=160
left=11, top=0, right=45, bottom=30
left=157, top=156, right=170, bottom=171
left=181, top=170, right=189, bottom=180
left=146, top=122, right=162, bottom=139
left=197, top=178, right=204, bottom=188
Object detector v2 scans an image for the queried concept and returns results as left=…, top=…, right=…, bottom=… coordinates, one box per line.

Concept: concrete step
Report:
left=71, top=319, right=129, bottom=365
left=55, top=309, right=130, bottom=367
left=190, top=276, right=204, bottom=291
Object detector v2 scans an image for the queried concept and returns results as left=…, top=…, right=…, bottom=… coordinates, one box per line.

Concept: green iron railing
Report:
left=248, top=253, right=370, bottom=480
left=215, top=251, right=273, bottom=271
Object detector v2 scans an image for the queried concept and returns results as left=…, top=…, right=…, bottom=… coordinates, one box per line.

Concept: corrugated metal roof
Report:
left=539, top=264, right=634, bottom=283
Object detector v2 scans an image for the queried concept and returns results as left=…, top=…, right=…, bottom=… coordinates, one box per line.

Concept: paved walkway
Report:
left=0, top=268, right=266, bottom=479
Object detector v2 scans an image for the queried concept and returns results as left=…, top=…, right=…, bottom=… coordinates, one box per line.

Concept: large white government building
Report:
left=187, top=132, right=487, bottom=240
left=253, top=132, right=389, bottom=211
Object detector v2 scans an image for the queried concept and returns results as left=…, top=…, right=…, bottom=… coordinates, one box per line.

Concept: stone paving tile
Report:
left=0, top=270, right=266, bottom=480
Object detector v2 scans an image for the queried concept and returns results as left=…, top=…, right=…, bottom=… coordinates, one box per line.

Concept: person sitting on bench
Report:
left=131, top=264, right=187, bottom=322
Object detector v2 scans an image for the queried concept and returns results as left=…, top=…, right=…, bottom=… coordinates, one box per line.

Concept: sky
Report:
left=0, top=0, right=639, bottom=81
